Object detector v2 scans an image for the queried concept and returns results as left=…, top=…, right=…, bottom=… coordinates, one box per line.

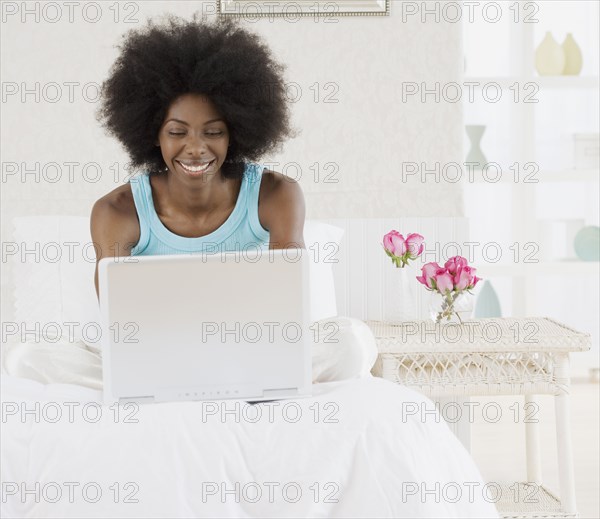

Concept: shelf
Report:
left=464, top=76, right=599, bottom=89
left=538, top=169, right=599, bottom=182
left=462, top=7, right=600, bottom=320
left=463, top=169, right=599, bottom=184
left=481, top=261, right=599, bottom=277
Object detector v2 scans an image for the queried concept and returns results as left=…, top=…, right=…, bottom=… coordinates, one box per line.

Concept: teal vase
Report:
left=474, top=280, right=502, bottom=318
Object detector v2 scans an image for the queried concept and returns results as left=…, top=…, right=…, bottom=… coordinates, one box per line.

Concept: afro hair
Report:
left=96, top=13, right=298, bottom=179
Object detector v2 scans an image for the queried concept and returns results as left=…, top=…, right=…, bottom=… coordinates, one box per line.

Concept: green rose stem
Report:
left=383, top=246, right=410, bottom=268
left=436, top=291, right=463, bottom=324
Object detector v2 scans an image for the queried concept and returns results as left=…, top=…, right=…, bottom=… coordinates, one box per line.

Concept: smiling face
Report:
left=156, top=93, right=230, bottom=180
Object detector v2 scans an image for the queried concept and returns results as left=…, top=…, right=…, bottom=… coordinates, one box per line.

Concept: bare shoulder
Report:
left=90, top=183, right=140, bottom=258
left=93, top=182, right=136, bottom=213
left=258, top=169, right=303, bottom=206
left=257, top=169, right=305, bottom=245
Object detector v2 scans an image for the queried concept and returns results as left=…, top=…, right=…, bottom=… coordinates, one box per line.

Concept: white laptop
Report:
left=98, top=248, right=311, bottom=405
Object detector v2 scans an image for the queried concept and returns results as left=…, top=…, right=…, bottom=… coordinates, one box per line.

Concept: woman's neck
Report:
left=152, top=171, right=242, bottom=220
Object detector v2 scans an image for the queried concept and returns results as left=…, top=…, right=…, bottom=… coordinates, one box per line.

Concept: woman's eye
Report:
left=167, top=131, right=223, bottom=136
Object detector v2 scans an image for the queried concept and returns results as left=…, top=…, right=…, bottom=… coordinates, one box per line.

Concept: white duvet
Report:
left=1, top=372, right=499, bottom=518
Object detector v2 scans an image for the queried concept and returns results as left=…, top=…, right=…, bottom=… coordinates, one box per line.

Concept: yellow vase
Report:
left=562, top=33, right=583, bottom=75
left=535, top=32, right=565, bottom=76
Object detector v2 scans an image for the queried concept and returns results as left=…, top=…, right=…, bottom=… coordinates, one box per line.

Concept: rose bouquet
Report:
left=382, top=231, right=425, bottom=267
left=416, top=256, right=481, bottom=323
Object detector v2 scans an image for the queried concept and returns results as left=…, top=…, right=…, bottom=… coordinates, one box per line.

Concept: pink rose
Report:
left=416, top=254, right=483, bottom=296
left=383, top=230, right=407, bottom=258
left=468, top=267, right=481, bottom=289
left=416, top=262, right=441, bottom=289
left=434, top=270, right=454, bottom=294
left=445, top=256, right=468, bottom=275
left=455, top=265, right=482, bottom=291
left=454, top=268, right=472, bottom=291
left=405, top=233, right=425, bottom=260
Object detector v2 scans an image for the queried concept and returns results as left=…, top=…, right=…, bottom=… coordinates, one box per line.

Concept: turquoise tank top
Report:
left=128, top=162, right=270, bottom=255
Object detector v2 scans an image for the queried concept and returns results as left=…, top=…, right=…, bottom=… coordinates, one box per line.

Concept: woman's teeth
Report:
left=178, top=160, right=213, bottom=173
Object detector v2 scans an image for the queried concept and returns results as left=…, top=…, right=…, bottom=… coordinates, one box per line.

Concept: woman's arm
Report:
left=90, top=190, right=140, bottom=300
left=258, top=171, right=306, bottom=250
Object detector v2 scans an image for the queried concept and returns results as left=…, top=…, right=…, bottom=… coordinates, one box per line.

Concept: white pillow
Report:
left=311, top=316, right=378, bottom=383
left=11, top=216, right=343, bottom=347
left=303, top=220, right=344, bottom=322
left=12, top=216, right=101, bottom=348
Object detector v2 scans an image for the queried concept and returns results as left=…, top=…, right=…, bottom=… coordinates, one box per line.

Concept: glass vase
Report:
left=428, top=291, right=474, bottom=324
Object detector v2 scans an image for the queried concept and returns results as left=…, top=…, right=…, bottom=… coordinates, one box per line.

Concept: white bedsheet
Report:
left=1, top=374, right=499, bottom=518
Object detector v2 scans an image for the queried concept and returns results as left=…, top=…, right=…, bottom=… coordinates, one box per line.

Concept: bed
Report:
left=1, top=371, right=500, bottom=518
left=1, top=216, right=498, bottom=518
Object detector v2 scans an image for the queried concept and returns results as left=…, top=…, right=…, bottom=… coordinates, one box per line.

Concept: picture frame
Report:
left=217, top=1, right=390, bottom=18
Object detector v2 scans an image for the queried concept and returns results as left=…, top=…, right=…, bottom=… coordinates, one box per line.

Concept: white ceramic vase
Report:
left=388, top=267, right=417, bottom=323
left=562, top=33, right=583, bottom=75
left=535, top=32, right=565, bottom=76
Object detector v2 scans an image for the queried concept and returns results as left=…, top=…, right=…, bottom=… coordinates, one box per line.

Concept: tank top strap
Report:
left=128, top=174, right=152, bottom=255
left=245, top=163, right=270, bottom=242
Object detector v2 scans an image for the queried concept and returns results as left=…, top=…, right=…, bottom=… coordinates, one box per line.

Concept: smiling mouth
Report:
left=176, top=159, right=215, bottom=174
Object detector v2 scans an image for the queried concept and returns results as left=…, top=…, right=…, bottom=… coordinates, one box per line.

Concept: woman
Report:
left=92, top=14, right=305, bottom=297
left=5, top=14, right=307, bottom=387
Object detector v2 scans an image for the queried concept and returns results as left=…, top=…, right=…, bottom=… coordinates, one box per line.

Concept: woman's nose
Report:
left=185, top=134, right=208, bottom=155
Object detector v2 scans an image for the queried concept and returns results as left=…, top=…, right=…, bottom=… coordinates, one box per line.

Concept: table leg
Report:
left=525, top=394, right=542, bottom=484
left=554, top=353, right=577, bottom=515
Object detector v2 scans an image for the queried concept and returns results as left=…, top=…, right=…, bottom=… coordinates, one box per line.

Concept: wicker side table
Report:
left=364, top=317, right=591, bottom=519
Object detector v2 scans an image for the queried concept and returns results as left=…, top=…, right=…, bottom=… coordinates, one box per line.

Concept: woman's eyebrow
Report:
left=164, top=118, right=225, bottom=125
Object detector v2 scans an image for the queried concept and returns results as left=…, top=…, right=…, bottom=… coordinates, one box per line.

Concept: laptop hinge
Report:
left=262, top=388, right=299, bottom=397
left=118, top=396, right=155, bottom=405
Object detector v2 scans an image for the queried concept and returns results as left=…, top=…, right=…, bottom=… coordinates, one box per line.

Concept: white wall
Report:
left=1, top=1, right=465, bottom=321
left=0, top=0, right=464, bottom=216
left=1, top=1, right=464, bottom=322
